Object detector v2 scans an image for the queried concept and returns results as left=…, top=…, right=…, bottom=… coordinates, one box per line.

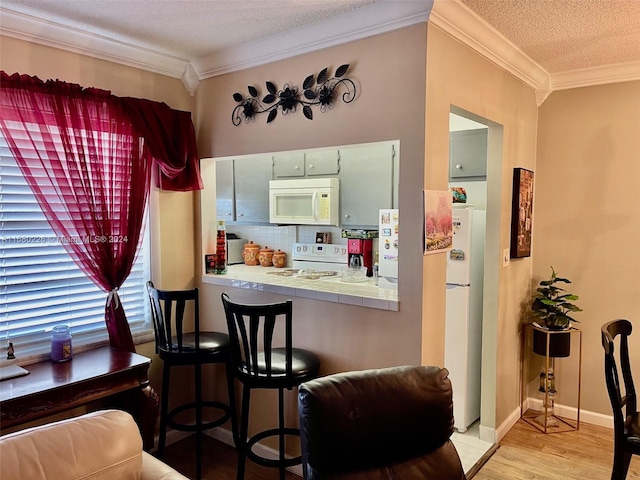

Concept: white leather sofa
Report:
left=0, top=409, right=188, bottom=480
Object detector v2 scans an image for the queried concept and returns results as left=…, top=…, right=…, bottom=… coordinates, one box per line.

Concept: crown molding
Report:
left=428, top=0, right=640, bottom=105
left=192, top=0, right=433, bottom=79
left=550, top=61, right=640, bottom=91
left=0, top=8, right=189, bottom=78
left=0, top=1, right=432, bottom=82
left=3, top=0, right=637, bottom=99
left=429, top=0, right=549, bottom=92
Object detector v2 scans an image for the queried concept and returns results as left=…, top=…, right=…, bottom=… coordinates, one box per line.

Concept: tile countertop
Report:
left=202, top=264, right=399, bottom=311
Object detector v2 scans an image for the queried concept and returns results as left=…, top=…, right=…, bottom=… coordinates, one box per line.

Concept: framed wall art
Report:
left=510, top=168, right=534, bottom=258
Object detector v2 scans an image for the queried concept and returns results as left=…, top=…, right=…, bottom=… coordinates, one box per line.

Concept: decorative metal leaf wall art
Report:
left=232, top=64, right=356, bottom=125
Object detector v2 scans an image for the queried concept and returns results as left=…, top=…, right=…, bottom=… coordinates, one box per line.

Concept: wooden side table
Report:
left=0, top=346, right=159, bottom=450
left=520, top=323, right=582, bottom=433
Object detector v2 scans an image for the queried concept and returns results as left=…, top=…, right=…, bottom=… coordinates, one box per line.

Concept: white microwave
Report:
left=269, top=178, right=339, bottom=225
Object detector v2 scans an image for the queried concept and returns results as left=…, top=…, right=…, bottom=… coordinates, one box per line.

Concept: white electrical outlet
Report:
left=503, top=248, right=510, bottom=267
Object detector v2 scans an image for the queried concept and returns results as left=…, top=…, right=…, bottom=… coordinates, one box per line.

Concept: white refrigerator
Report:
left=444, top=206, right=485, bottom=432
left=377, top=208, right=399, bottom=289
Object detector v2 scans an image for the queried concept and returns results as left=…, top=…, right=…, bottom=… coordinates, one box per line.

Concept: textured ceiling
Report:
left=461, top=0, right=640, bottom=73
left=0, top=0, right=381, bottom=59
left=1, top=0, right=639, bottom=78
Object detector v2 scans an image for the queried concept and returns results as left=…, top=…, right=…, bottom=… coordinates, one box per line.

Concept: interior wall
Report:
left=425, top=22, right=539, bottom=432
left=195, top=23, right=428, bottom=368
left=533, top=80, right=640, bottom=416
left=194, top=24, right=432, bottom=448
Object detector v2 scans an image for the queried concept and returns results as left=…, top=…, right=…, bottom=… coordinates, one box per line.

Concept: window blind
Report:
left=0, top=134, right=151, bottom=361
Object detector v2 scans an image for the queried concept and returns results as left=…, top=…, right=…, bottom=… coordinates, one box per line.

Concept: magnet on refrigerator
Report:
left=377, top=209, right=399, bottom=289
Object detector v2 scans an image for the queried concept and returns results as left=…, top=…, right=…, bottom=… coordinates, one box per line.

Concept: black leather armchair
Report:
left=298, top=365, right=467, bottom=480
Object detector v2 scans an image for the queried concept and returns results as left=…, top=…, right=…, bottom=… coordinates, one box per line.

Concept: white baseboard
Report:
left=205, top=427, right=304, bottom=478
left=162, top=429, right=193, bottom=449
left=493, top=406, right=522, bottom=443
left=158, top=426, right=303, bottom=477
left=480, top=400, right=614, bottom=446
left=523, top=397, right=614, bottom=429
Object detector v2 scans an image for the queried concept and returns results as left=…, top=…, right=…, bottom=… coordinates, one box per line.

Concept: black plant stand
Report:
left=521, top=323, right=582, bottom=433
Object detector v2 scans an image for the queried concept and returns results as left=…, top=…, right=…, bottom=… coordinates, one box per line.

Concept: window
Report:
left=0, top=134, right=151, bottom=361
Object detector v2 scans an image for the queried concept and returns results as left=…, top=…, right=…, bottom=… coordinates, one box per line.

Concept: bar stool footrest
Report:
left=166, top=401, right=231, bottom=432
left=245, top=427, right=302, bottom=468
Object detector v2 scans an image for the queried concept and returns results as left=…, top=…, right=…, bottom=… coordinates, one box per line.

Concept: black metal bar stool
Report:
left=147, top=281, right=237, bottom=480
left=221, top=292, right=321, bottom=480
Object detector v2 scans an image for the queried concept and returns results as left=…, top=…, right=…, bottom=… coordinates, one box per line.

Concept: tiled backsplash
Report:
left=223, top=225, right=345, bottom=267
left=297, top=226, right=345, bottom=245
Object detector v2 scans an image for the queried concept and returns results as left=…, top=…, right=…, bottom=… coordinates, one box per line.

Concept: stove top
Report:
left=291, top=243, right=348, bottom=264
left=291, top=243, right=348, bottom=275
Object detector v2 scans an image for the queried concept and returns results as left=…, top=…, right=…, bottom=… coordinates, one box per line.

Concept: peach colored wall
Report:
left=425, top=23, right=539, bottom=431
left=534, top=81, right=640, bottom=416
left=0, top=36, right=191, bottom=107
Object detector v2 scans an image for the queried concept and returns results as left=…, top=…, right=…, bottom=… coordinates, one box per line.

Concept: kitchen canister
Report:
left=243, top=241, right=260, bottom=266
left=272, top=249, right=287, bottom=268
left=258, top=246, right=274, bottom=267
left=51, top=325, right=72, bottom=362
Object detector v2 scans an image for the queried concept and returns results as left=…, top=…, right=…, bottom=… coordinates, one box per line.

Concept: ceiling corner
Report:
left=429, top=0, right=549, bottom=91
left=0, top=7, right=189, bottom=79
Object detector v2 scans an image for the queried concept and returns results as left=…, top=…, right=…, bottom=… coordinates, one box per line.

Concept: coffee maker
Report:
left=347, top=238, right=374, bottom=277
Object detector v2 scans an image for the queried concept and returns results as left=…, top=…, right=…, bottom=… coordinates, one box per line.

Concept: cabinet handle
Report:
left=294, top=165, right=300, bottom=170
left=308, top=164, right=314, bottom=169
left=456, top=164, right=463, bottom=170
left=344, top=214, right=350, bottom=219
left=238, top=213, right=244, bottom=217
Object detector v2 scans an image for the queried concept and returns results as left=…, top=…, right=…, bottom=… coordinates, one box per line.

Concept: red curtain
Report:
left=122, top=98, right=203, bottom=191
left=0, top=71, right=202, bottom=351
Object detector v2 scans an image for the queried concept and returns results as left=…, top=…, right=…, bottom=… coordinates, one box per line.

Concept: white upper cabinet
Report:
left=449, top=129, right=487, bottom=179
left=273, top=149, right=339, bottom=178
left=215, top=155, right=273, bottom=224
left=208, top=140, right=398, bottom=228
left=215, top=158, right=235, bottom=221
left=234, top=155, right=273, bottom=223
left=305, top=150, right=339, bottom=176
left=273, top=151, right=305, bottom=177
left=339, top=142, right=396, bottom=227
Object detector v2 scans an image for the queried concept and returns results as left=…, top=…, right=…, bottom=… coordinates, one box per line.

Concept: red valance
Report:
left=0, top=71, right=203, bottom=352
left=0, top=71, right=203, bottom=191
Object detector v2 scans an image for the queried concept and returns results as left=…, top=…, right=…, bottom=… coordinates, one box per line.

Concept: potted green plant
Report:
left=530, top=267, right=583, bottom=357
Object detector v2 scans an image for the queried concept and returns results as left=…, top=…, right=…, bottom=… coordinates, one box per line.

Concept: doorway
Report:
left=447, top=106, right=503, bottom=444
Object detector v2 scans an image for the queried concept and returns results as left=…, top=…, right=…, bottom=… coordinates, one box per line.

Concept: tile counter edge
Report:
left=201, top=269, right=399, bottom=312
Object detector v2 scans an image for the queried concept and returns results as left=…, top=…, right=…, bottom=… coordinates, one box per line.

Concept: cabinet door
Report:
left=449, top=129, right=487, bottom=179
left=273, top=151, right=304, bottom=178
left=305, top=150, right=339, bottom=176
left=340, top=144, right=394, bottom=227
left=234, top=155, right=273, bottom=223
left=215, top=159, right=235, bottom=222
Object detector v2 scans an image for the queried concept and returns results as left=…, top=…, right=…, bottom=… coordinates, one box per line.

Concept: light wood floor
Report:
left=161, top=420, right=640, bottom=480
left=473, top=420, right=640, bottom=480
